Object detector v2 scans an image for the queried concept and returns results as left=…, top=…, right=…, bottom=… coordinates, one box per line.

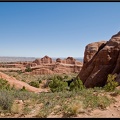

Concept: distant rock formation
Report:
left=31, top=68, right=53, bottom=75
left=0, top=55, right=83, bottom=75
left=33, top=59, right=41, bottom=65
left=31, top=56, right=82, bottom=74
left=77, top=31, right=120, bottom=88
left=33, top=56, right=53, bottom=65
left=56, top=58, right=62, bottom=63
left=41, top=55, right=53, bottom=64
left=66, top=57, right=76, bottom=64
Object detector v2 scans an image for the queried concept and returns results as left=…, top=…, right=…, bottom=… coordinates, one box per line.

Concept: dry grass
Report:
left=0, top=72, right=119, bottom=118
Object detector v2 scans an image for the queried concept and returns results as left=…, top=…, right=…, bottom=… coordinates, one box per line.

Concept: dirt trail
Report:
left=0, top=72, right=48, bottom=93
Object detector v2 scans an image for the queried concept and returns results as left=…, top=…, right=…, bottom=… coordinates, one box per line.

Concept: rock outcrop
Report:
left=83, top=41, right=106, bottom=64
left=77, top=31, right=120, bottom=88
left=31, top=68, right=53, bottom=75
left=33, top=56, right=53, bottom=65
left=41, top=55, right=53, bottom=64
left=65, top=57, right=76, bottom=64
left=0, top=56, right=83, bottom=75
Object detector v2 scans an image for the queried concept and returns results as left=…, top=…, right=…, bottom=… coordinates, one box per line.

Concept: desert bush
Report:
left=56, top=75, right=63, bottom=80
left=69, top=78, right=85, bottom=91
left=63, top=100, right=84, bottom=117
left=20, top=86, right=28, bottom=91
left=48, top=76, right=68, bottom=92
left=83, top=93, right=113, bottom=109
left=104, top=74, right=119, bottom=92
left=64, top=75, right=69, bottom=79
left=37, top=78, right=42, bottom=83
left=0, top=78, right=11, bottom=90
left=25, top=66, right=32, bottom=72
left=0, top=90, right=14, bottom=111
left=16, top=70, right=23, bottom=74
left=29, top=81, right=39, bottom=88
left=12, top=90, right=38, bottom=101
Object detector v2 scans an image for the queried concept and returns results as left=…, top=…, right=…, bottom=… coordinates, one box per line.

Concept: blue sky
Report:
left=0, top=2, right=120, bottom=58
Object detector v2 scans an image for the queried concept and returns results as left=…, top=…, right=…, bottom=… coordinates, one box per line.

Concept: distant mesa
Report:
left=77, top=31, right=120, bottom=88
left=0, top=55, right=83, bottom=75
left=31, top=56, right=82, bottom=74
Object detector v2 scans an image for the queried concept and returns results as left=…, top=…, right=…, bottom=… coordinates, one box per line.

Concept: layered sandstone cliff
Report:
left=77, top=31, right=120, bottom=88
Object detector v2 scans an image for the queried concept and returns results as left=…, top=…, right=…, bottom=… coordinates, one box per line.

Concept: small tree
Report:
left=70, top=78, right=85, bottom=91
left=0, top=78, right=11, bottom=90
left=104, top=74, right=119, bottom=92
left=25, top=66, right=32, bottom=72
left=48, top=76, right=68, bottom=92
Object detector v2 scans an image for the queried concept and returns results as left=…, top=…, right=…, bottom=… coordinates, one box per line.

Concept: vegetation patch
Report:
left=104, top=74, right=119, bottom=92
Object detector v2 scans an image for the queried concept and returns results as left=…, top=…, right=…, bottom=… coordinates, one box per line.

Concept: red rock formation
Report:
left=65, top=57, right=76, bottom=64
left=77, top=31, right=120, bottom=88
left=0, top=56, right=83, bottom=75
left=31, top=68, right=53, bottom=75
left=33, top=59, right=41, bottom=65
left=33, top=56, right=52, bottom=65
left=41, top=56, right=52, bottom=64
left=83, top=41, right=106, bottom=64
left=56, top=58, right=62, bottom=63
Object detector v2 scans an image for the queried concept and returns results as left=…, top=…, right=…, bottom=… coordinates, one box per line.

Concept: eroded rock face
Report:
left=56, top=58, right=62, bottom=63
left=66, top=57, right=76, bottom=64
left=0, top=55, right=83, bottom=75
left=41, top=55, right=52, bottom=64
left=31, top=68, right=53, bottom=75
left=77, top=31, right=120, bottom=88
left=83, top=41, right=106, bottom=64
left=33, top=56, right=52, bottom=65
left=33, top=59, right=41, bottom=65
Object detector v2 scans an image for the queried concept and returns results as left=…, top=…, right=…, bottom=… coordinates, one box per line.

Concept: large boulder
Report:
left=77, top=31, right=120, bottom=88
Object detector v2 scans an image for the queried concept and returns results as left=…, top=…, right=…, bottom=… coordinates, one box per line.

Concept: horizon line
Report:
left=0, top=55, right=84, bottom=58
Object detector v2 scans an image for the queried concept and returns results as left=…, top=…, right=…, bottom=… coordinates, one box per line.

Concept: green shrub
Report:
left=63, top=100, right=84, bottom=117
left=0, top=78, right=11, bottom=90
left=29, top=81, right=39, bottom=88
left=12, top=90, right=38, bottom=101
left=20, top=86, right=27, bottom=91
left=25, top=66, right=32, bottom=72
left=37, top=78, right=42, bottom=83
left=56, top=75, right=63, bottom=81
left=48, top=76, right=68, bottom=92
left=64, top=75, right=69, bottom=79
left=70, top=78, right=85, bottom=91
left=104, top=74, right=119, bottom=92
left=16, top=70, right=23, bottom=74
left=0, top=90, right=14, bottom=110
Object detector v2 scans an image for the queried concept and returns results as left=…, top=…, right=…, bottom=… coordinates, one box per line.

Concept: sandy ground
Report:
left=0, top=71, right=120, bottom=118
left=0, top=72, right=48, bottom=93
